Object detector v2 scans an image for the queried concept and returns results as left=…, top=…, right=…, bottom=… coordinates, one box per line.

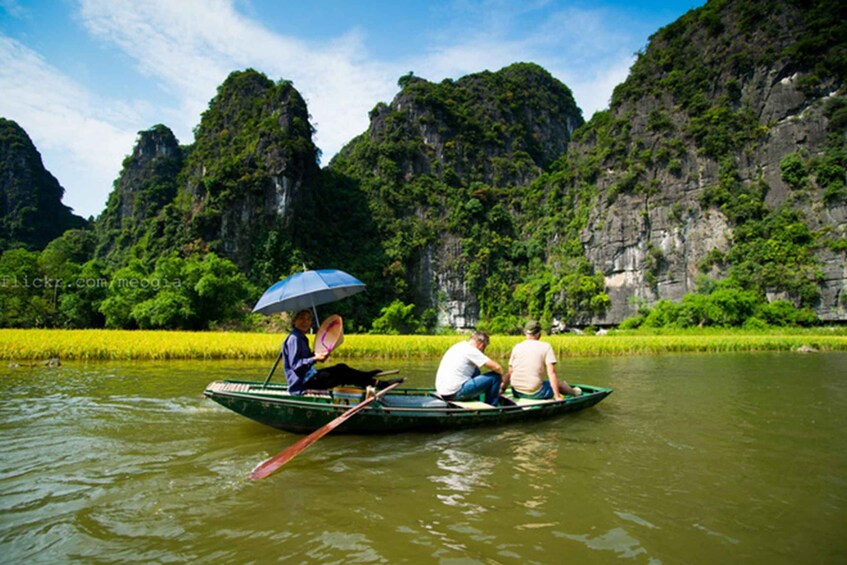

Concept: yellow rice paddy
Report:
left=1, top=328, right=846, bottom=362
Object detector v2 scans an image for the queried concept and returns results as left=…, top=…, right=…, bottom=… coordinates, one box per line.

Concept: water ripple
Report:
left=1, top=355, right=846, bottom=563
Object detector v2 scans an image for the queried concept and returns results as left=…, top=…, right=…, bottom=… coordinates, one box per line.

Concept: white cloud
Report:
left=1, top=0, right=681, bottom=218
left=554, top=55, right=636, bottom=120
left=398, top=2, right=642, bottom=120
left=0, top=36, right=138, bottom=217
left=77, top=0, right=399, bottom=162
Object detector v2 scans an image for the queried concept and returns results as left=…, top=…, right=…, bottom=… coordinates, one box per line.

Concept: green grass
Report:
left=1, top=328, right=846, bottom=362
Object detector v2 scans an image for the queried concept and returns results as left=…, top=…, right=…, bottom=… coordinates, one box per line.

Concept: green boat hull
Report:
left=204, top=380, right=613, bottom=434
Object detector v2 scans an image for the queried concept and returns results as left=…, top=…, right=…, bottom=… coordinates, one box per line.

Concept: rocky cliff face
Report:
left=95, top=124, right=183, bottom=262
left=361, top=65, right=582, bottom=183
left=573, top=0, right=846, bottom=324
left=7, top=0, right=843, bottom=330
left=329, top=2, right=845, bottom=329
left=182, top=69, right=320, bottom=276
left=0, top=118, right=87, bottom=252
left=92, top=70, right=322, bottom=283
left=332, top=63, right=584, bottom=328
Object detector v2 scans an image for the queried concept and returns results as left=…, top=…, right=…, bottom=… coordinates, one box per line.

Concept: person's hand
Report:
left=314, top=351, right=329, bottom=363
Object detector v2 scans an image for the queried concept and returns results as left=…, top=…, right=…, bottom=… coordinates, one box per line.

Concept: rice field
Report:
left=1, top=328, right=846, bottom=362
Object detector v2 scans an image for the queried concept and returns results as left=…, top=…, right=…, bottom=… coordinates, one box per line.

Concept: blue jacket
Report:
left=282, top=328, right=316, bottom=394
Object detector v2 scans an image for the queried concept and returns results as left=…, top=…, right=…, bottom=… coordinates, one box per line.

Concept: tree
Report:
left=58, top=260, right=108, bottom=328
left=0, top=249, right=53, bottom=327
left=371, top=300, right=427, bottom=334
left=99, top=253, right=253, bottom=330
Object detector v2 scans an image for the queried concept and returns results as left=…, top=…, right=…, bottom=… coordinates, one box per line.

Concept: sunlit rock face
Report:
left=572, top=1, right=846, bottom=324
left=334, top=64, right=585, bottom=326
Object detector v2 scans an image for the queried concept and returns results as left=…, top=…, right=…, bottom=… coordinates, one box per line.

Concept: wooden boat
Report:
left=203, top=380, right=613, bottom=434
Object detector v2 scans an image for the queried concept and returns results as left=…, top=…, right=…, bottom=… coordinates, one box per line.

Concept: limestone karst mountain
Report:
left=1, top=0, right=844, bottom=330
left=0, top=118, right=87, bottom=252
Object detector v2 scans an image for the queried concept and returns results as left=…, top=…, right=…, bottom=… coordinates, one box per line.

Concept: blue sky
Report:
left=0, top=0, right=704, bottom=219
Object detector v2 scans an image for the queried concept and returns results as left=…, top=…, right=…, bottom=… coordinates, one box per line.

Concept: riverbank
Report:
left=2, top=328, right=846, bottom=361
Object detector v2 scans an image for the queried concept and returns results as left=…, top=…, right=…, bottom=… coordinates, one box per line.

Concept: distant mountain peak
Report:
left=0, top=117, right=87, bottom=252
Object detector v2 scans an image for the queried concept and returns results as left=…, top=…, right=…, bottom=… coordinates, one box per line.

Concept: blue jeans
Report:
left=512, top=381, right=553, bottom=399
left=455, top=371, right=502, bottom=405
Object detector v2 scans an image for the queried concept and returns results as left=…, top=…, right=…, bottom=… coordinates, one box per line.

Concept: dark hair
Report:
left=292, top=309, right=312, bottom=329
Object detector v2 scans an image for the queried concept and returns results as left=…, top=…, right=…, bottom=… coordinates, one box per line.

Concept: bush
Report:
left=742, top=317, right=770, bottom=330
left=780, top=153, right=808, bottom=190
left=618, top=316, right=644, bottom=329
left=677, top=293, right=710, bottom=327
left=756, top=299, right=799, bottom=326
left=99, top=254, right=253, bottom=330
left=370, top=300, right=427, bottom=335
left=642, top=300, right=680, bottom=328
left=704, top=288, right=760, bottom=326
left=627, top=289, right=819, bottom=329
left=479, top=314, right=524, bottom=335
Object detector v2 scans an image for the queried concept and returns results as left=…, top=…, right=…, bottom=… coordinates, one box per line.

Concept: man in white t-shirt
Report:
left=435, top=331, right=504, bottom=405
left=504, top=320, right=582, bottom=400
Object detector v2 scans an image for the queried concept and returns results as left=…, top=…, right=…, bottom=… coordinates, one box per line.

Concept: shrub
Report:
left=479, top=314, right=524, bottom=335
left=780, top=153, right=808, bottom=190
left=756, top=299, right=799, bottom=326
left=742, top=317, right=770, bottom=330
left=618, top=316, right=644, bottom=329
left=370, top=300, right=430, bottom=335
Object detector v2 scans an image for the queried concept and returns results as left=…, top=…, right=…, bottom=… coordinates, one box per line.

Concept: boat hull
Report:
left=204, top=380, right=613, bottom=434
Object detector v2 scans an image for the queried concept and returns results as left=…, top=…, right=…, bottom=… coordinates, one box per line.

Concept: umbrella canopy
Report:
left=252, top=269, right=366, bottom=316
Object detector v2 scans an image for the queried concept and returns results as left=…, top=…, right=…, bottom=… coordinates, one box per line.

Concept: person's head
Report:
left=292, top=309, right=313, bottom=332
left=469, top=331, right=490, bottom=351
left=524, top=320, right=542, bottom=339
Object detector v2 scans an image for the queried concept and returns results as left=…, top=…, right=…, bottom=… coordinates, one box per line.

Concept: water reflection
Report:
left=558, top=526, right=650, bottom=559
left=429, top=439, right=496, bottom=515
left=504, top=428, right=560, bottom=519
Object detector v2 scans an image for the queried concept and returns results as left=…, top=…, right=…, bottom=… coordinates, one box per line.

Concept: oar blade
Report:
left=249, top=379, right=403, bottom=480
left=250, top=433, right=326, bottom=479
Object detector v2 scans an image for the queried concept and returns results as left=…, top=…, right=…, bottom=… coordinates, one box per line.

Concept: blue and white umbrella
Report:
left=252, top=269, right=366, bottom=316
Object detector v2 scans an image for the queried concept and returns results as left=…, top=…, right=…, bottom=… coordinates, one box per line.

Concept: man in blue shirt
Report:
left=283, top=309, right=401, bottom=394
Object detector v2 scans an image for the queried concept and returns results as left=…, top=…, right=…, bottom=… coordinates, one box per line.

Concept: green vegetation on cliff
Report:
left=578, top=0, right=846, bottom=329
left=331, top=63, right=601, bottom=330
left=95, top=124, right=184, bottom=266
left=177, top=69, right=322, bottom=284
left=0, top=1, right=844, bottom=332
left=0, top=118, right=87, bottom=253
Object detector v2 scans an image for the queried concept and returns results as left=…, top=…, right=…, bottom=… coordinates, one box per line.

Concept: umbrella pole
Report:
left=261, top=350, right=283, bottom=389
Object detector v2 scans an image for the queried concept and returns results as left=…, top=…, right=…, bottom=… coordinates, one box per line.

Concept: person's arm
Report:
left=549, top=362, right=580, bottom=398
left=500, top=368, right=511, bottom=392
left=285, top=333, right=320, bottom=374
left=468, top=344, right=503, bottom=376
left=483, top=358, right=504, bottom=376
left=547, top=362, right=564, bottom=400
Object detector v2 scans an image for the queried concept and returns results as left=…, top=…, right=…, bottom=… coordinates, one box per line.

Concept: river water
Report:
left=1, top=352, right=845, bottom=564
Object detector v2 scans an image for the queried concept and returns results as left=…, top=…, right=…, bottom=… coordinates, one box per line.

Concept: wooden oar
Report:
left=249, top=379, right=404, bottom=479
